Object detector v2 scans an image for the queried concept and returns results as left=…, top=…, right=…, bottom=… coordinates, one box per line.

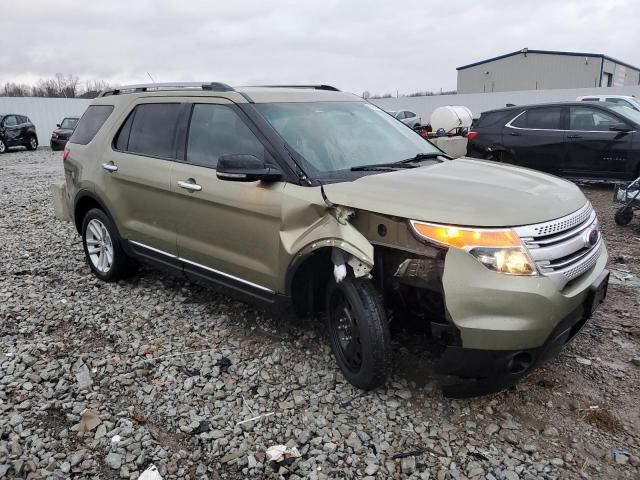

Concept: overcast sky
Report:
left=1, top=0, right=638, bottom=95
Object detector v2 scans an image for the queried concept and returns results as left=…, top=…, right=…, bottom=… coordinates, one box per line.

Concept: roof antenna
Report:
left=147, top=72, right=156, bottom=83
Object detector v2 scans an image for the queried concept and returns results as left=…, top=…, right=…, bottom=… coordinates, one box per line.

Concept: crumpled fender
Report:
left=279, top=186, right=374, bottom=294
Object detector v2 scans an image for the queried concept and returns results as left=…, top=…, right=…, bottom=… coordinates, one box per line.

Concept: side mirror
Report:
left=609, top=123, right=632, bottom=132
left=216, top=154, right=283, bottom=182
left=56, top=124, right=61, bottom=128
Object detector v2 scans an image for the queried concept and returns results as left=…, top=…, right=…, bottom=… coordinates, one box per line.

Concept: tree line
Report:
left=1, top=74, right=110, bottom=99
left=362, top=89, right=457, bottom=99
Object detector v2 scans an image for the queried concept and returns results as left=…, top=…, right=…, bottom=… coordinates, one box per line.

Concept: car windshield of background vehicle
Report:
left=610, top=105, right=640, bottom=125
left=256, top=102, right=440, bottom=173
left=61, top=118, right=78, bottom=129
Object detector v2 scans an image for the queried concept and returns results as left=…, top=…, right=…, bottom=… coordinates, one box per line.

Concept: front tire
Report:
left=326, top=275, right=391, bottom=389
left=81, top=208, right=133, bottom=281
left=614, top=206, right=634, bottom=226
left=26, top=136, right=38, bottom=151
left=0, top=138, right=6, bottom=154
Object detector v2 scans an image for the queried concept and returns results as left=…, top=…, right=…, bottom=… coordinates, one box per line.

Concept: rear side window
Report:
left=512, top=108, right=562, bottom=129
left=186, top=104, right=264, bottom=168
left=70, top=105, right=114, bottom=145
left=124, top=104, right=181, bottom=159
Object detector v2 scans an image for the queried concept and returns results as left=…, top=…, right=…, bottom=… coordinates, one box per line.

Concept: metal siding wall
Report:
left=371, top=84, right=640, bottom=123
left=458, top=53, right=603, bottom=93
left=0, top=97, right=91, bottom=144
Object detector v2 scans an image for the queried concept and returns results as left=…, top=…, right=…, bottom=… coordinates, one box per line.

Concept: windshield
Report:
left=255, top=102, right=440, bottom=174
left=610, top=105, right=640, bottom=125
left=61, top=118, right=79, bottom=129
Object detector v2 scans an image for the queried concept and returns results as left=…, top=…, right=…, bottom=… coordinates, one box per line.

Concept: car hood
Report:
left=53, top=128, right=74, bottom=135
left=323, top=158, right=586, bottom=227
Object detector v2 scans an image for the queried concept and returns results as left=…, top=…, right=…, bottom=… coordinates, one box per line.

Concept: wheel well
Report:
left=73, top=196, right=103, bottom=234
left=289, top=248, right=334, bottom=318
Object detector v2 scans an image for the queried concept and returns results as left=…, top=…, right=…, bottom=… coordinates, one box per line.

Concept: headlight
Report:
left=410, top=221, right=537, bottom=276
left=52, top=133, right=58, bottom=138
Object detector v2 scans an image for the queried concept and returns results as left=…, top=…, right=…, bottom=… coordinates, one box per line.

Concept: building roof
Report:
left=457, top=49, right=640, bottom=72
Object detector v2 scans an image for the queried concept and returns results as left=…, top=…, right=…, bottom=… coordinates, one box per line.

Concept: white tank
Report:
left=430, top=106, right=473, bottom=134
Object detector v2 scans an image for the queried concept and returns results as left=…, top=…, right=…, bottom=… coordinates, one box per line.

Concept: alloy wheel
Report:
left=29, top=137, right=37, bottom=149
left=85, top=219, right=114, bottom=273
left=0, top=140, right=5, bottom=153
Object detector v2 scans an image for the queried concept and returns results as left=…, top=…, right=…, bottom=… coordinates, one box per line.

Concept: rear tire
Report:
left=81, top=208, right=135, bottom=281
left=26, top=136, right=38, bottom=151
left=487, top=150, right=513, bottom=163
left=326, top=275, right=391, bottom=390
left=614, top=206, right=634, bottom=226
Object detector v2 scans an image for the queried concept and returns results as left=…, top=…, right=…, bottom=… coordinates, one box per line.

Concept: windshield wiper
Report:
left=396, top=152, right=446, bottom=163
left=350, top=152, right=443, bottom=171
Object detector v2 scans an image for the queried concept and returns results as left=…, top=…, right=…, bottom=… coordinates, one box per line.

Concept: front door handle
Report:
left=177, top=179, right=202, bottom=192
left=567, top=134, right=582, bottom=139
left=509, top=131, right=521, bottom=136
left=102, top=163, right=118, bottom=172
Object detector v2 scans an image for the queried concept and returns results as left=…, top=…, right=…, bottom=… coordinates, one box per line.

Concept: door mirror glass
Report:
left=216, top=154, right=283, bottom=182
left=609, top=122, right=632, bottom=132
left=56, top=124, right=61, bottom=128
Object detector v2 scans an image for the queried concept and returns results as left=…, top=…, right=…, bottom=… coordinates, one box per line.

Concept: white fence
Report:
left=0, top=97, right=91, bottom=145
left=371, top=85, right=640, bottom=124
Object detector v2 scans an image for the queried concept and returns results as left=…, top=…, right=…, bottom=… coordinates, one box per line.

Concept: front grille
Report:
left=515, top=203, right=602, bottom=288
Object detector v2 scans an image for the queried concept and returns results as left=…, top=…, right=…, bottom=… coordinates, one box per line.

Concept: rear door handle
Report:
left=102, top=163, right=118, bottom=172
left=567, top=134, right=582, bottom=139
left=177, top=180, right=202, bottom=192
left=509, top=131, right=521, bottom=136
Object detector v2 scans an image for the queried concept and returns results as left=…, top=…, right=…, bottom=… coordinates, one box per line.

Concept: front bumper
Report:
left=50, top=137, right=69, bottom=149
left=437, top=245, right=609, bottom=397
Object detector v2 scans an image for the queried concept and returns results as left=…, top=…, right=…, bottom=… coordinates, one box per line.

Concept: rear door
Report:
left=2, top=115, right=20, bottom=146
left=99, top=100, right=184, bottom=261
left=563, top=105, right=633, bottom=180
left=504, top=106, right=565, bottom=175
left=171, top=99, right=285, bottom=295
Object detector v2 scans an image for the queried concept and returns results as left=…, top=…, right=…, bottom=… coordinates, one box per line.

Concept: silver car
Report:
left=389, top=110, right=421, bottom=128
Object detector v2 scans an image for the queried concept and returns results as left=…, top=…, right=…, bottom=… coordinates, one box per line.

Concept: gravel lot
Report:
left=1, top=149, right=639, bottom=480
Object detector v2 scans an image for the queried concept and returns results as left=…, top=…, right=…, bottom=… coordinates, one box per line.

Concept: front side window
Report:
left=3, top=115, right=17, bottom=127
left=569, top=107, right=618, bottom=131
left=255, top=102, right=440, bottom=173
left=126, top=104, right=182, bottom=158
left=186, top=104, right=264, bottom=168
left=70, top=105, right=114, bottom=145
left=406, top=111, right=416, bottom=118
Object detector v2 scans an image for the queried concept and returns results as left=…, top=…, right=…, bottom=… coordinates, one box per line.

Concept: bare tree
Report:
left=1, top=82, right=32, bottom=97
left=80, top=80, right=111, bottom=98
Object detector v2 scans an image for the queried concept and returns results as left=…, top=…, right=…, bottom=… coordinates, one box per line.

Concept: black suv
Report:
left=50, top=117, right=79, bottom=150
left=467, top=102, right=640, bottom=182
left=0, top=114, right=38, bottom=153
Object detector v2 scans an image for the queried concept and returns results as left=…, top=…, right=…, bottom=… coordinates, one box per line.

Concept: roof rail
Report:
left=243, top=84, right=340, bottom=92
left=98, top=82, right=235, bottom=97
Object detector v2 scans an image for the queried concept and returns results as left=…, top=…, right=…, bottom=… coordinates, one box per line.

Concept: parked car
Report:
left=467, top=102, right=640, bottom=182
left=577, top=94, right=640, bottom=111
left=0, top=113, right=38, bottom=153
left=62, top=83, right=608, bottom=396
left=50, top=117, right=79, bottom=150
left=388, top=110, right=421, bottom=128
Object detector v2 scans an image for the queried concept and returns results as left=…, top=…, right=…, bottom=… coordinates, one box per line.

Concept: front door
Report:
left=171, top=100, right=285, bottom=295
left=563, top=105, right=632, bottom=180
left=99, top=100, right=186, bottom=261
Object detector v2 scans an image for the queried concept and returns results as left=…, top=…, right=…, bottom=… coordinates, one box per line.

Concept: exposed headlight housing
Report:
left=409, top=221, right=537, bottom=276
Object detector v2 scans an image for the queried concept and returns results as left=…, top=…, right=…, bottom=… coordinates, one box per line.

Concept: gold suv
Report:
left=63, top=82, right=609, bottom=396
